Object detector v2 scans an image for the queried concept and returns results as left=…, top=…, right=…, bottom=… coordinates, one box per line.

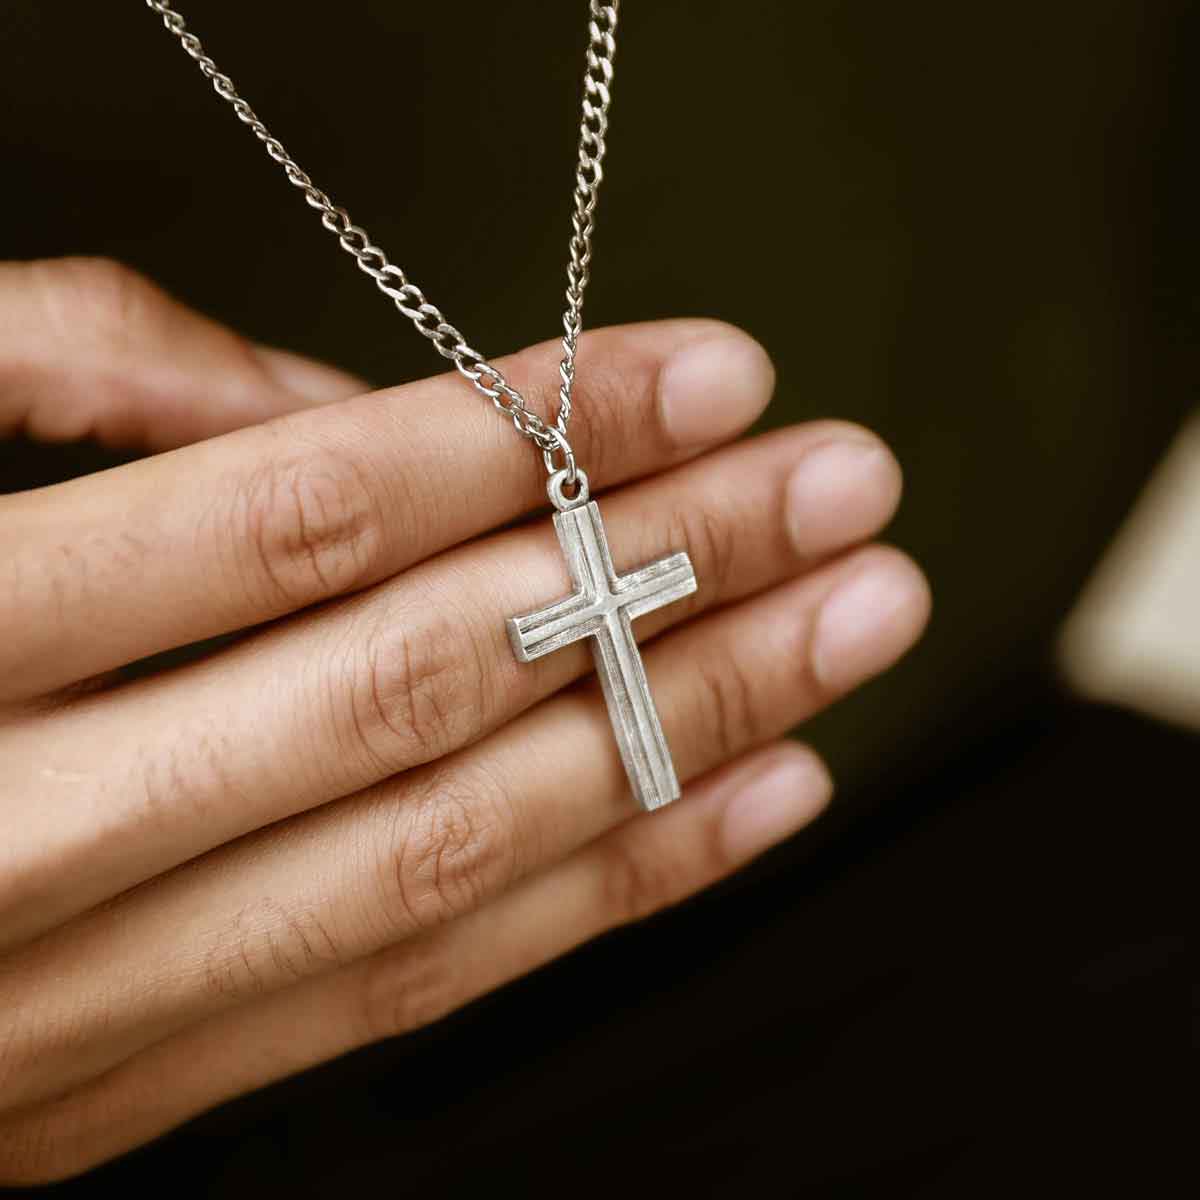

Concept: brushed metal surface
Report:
left=508, top=500, right=697, bottom=811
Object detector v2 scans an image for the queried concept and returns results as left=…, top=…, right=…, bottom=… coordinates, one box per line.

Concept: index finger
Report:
left=0, top=320, right=772, bottom=700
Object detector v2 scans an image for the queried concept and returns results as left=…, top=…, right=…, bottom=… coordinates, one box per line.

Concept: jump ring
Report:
left=541, top=427, right=577, bottom=486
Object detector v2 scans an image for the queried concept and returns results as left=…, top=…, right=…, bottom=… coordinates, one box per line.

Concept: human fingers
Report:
left=4, top=424, right=901, bottom=944
left=0, top=543, right=929, bottom=1112
left=0, top=318, right=773, bottom=701
left=0, top=257, right=364, bottom=450
left=0, top=741, right=830, bottom=1184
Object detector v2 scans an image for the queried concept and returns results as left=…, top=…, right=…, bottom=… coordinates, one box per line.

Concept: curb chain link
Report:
left=145, top=1, right=619, bottom=486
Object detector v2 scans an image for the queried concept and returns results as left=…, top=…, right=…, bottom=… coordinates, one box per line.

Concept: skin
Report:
left=0, top=257, right=930, bottom=1181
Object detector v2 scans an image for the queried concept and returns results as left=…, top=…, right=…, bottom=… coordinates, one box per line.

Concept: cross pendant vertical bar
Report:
left=507, top=499, right=697, bottom=811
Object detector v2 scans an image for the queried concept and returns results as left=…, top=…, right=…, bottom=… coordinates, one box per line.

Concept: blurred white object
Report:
left=1058, top=410, right=1200, bottom=731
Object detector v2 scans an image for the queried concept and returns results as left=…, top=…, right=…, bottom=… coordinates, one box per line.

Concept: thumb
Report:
left=0, top=257, right=369, bottom=452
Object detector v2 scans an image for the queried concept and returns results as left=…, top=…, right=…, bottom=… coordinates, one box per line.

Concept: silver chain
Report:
left=145, top=1, right=619, bottom=486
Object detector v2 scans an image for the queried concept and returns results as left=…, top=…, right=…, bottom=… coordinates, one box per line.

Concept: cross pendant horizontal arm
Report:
left=507, top=501, right=697, bottom=812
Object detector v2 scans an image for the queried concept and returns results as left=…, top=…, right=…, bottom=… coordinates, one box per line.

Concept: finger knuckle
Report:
left=131, top=726, right=229, bottom=834
left=669, top=501, right=739, bottom=613
left=30, top=256, right=158, bottom=348
left=696, top=649, right=761, bottom=762
left=379, top=763, right=520, bottom=935
left=335, top=592, right=493, bottom=773
left=4, top=258, right=168, bottom=443
left=264, top=903, right=343, bottom=985
left=354, top=935, right=457, bottom=1044
left=200, top=899, right=342, bottom=1002
left=601, top=836, right=686, bottom=926
left=572, top=355, right=642, bottom=479
left=200, top=904, right=271, bottom=1001
left=214, top=441, right=386, bottom=611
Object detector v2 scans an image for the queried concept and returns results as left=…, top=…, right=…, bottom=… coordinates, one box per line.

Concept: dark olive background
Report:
left=1, top=3, right=1191, bottom=1196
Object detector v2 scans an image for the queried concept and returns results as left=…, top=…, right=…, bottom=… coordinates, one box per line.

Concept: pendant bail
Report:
left=546, top=467, right=590, bottom=513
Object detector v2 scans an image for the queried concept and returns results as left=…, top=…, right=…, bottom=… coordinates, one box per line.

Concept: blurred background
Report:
left=1, top=1, right=1190, bottom=1195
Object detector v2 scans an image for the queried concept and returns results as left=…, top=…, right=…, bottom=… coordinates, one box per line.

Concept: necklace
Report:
left=147, top=1, right=696, bottom=812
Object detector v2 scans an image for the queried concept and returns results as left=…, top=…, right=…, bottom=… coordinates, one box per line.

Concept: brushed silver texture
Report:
left=507, top=493, right=697, bottom=812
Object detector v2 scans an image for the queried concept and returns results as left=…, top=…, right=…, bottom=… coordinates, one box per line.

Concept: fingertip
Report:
left=785, top=435, right=904, bottom=557
left=810, top=546, right=932, bottom=694
left=712, top=741, right=833, bottom=862
left=657, top=328, right=775, bottom=450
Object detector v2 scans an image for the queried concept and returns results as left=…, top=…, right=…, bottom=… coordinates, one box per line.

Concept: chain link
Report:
left=145, top=1, right=619, bottom=484
left=554, top=4, right=617, bottom=449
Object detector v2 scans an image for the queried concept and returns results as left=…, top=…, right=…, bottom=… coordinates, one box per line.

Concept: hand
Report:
left=0, top=258, right=929, bottom=1181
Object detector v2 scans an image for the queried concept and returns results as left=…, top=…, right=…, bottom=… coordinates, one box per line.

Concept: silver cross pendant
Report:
left=507, top=470, right=697, bottom=812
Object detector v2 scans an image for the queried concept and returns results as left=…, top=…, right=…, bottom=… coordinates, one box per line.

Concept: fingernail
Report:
left=658, top=335, right=774, bottom=448
left=721, top=750, right=833, bottom=861
left=811, top=557, right=930, bottom=693
left=785, top=440, right=899, bottom=555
